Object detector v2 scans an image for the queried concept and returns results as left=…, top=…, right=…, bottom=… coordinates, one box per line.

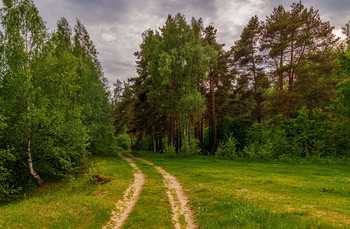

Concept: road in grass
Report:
left=0, top=157, right=133, bottom=229
left=134, top=152, right=350, bottom=229
left=122, top=154, right=173, bottom=228
left=103, top=154, right=145, bottom=228
left=128, top=153, right=198, bottom=229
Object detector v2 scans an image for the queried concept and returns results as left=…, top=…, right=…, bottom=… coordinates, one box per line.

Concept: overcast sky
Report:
left=2, top=0, right=349, bottom=86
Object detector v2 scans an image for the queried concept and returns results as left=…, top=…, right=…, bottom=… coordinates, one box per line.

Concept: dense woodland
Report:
left=112, top=3, right=350, bottom=158
left=0, top=0, right=349, bottom=201
left=0, top=0, right=116, bottom=200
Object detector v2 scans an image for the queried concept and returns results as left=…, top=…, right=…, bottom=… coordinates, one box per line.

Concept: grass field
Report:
left=133, top=152, right=350, bottom=228
left=0, top=157, right=133, bottom=229
left=0, top=153, right=349, bottom=228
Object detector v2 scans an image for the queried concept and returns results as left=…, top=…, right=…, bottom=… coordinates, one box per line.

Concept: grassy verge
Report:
left=0, top=156, right=133, bottom=229
left=123, top=154, right=173, bottom=229
left=134, top=152, right=350, bottom=228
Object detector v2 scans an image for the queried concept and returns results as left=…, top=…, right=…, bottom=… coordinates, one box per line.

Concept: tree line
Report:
left=0, top=0, right=115, bottom=201
left=112, top=2, right=350, bottom=157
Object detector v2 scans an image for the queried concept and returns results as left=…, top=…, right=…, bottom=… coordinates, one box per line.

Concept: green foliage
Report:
left=0, top=117, right=21, bottom=201
left=179, top=91, right=206, bottom=121
left=337, top=78, right=350, bottom=118
left=73, top=19, right=114, bottom=156
left=0, top=2, right=114, bottom=199
left=243, top=124, right=265, bottom=159
left=337, top=47, right=350, bottom=118
left=216, top=117, right=247, bottom=150
left=138, top=136, right=153, bottom=151
left=164, top=144, right=176, bottom=156
left=93, top=126, right=118, bottom=157
left=115, top=133, right=131, bottom=151
left=120, top=14, right=217, bottom=154
left=215, top=134, right=237, bottom=159
left=244, top=108, right=350, bottom=158
left=0, top=151, right=19, bottom=202
left=117, top=6, right=346, bottom=159
left=243, top=121, right=286, bottom=159
left=180, top=138, right=201, bottom=156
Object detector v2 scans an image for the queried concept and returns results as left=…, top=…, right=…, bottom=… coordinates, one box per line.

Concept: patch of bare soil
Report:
left=92, top=174, right=110, bottom=184
left=128, top=153, right=198, bottom=229
left=103, top=154, right=145, bottom=229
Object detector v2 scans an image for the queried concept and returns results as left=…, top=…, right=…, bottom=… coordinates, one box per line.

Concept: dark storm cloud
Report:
left=7, top=0, right=349, bottom=86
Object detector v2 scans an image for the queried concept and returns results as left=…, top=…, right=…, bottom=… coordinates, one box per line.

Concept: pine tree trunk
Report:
left=279, top=53, right=284, bottom=118
left=287, top=80, right=293, bottom=117
left=209, top=73, right=216, bottom=155
left=287, top=40, right=294, bottom=118
left=159, top=136, right=163, bottom=153
left=172, top=118, right=175, bottom=147
left=174, top=117, right=178, bottom=152
left=188, top=115, right=191, bottom=143
left=200, top=116, right=204, bottom=148
left=179, top=118, right=182, bottom=150
left=152, top=128, right=156, bottom=153
left=156, top=136, right=159, bottom=153
left=168, top=117, right=172, bottom=147
left=130, top=132, right=133, bottom=149
left=251, top=52, right=261, bottom=123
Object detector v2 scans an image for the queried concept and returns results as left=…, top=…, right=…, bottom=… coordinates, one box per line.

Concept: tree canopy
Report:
left=0, top=0, right=115, bottom=201
left=112, top=3, right=350, bottom=159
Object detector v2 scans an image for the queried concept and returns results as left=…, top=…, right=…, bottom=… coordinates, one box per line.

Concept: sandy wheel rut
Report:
left=103, top=154, right=145, bottom=229
left=128, top=153, right=198, bottom=229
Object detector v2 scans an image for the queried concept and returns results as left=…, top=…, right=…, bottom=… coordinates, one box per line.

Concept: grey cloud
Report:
left=22, top=0, right=350, bottom=85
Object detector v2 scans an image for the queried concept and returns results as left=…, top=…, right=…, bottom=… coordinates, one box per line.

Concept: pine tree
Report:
left=262, top=2, right=338, bottom=117
left=233, top=15, right=264, bottom=123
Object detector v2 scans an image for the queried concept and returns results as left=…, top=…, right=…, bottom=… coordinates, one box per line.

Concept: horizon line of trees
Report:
left=112, top=2, right=350, bottom=158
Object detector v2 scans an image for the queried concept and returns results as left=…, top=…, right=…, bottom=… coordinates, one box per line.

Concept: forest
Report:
left=0, top=0, right=116, bottom=200
left=112, top=3, right=350, bottom=158
left=0, top=0, right=349, bottom=228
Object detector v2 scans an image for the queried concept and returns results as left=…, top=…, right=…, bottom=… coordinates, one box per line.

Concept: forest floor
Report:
left=0, top=152, right=349, bottom=228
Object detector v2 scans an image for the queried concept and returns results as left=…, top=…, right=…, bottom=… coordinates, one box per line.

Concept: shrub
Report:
left=0, top=150, right=21, bottom=202
left=140, top=136, right=153, bottom=151
left=285, top=108, right=336, bottom=157
left=243, top=107, right=350, bottom=158
left=243, top=123, right=272, bottom=159
left=216, top=117, right=247, bottom=150
left=216, top=134, right=238, bottom=159
left=180, top=138, right=201, bottom=155
left=164, top=144, right=176, bottom=156
left=94, top=127, right=119, bottom=157
left=203, top=117, right=247, bottom=155
left=243, top=142, right=273, bottom=159
left=115, top=133, right=131, bottom=150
